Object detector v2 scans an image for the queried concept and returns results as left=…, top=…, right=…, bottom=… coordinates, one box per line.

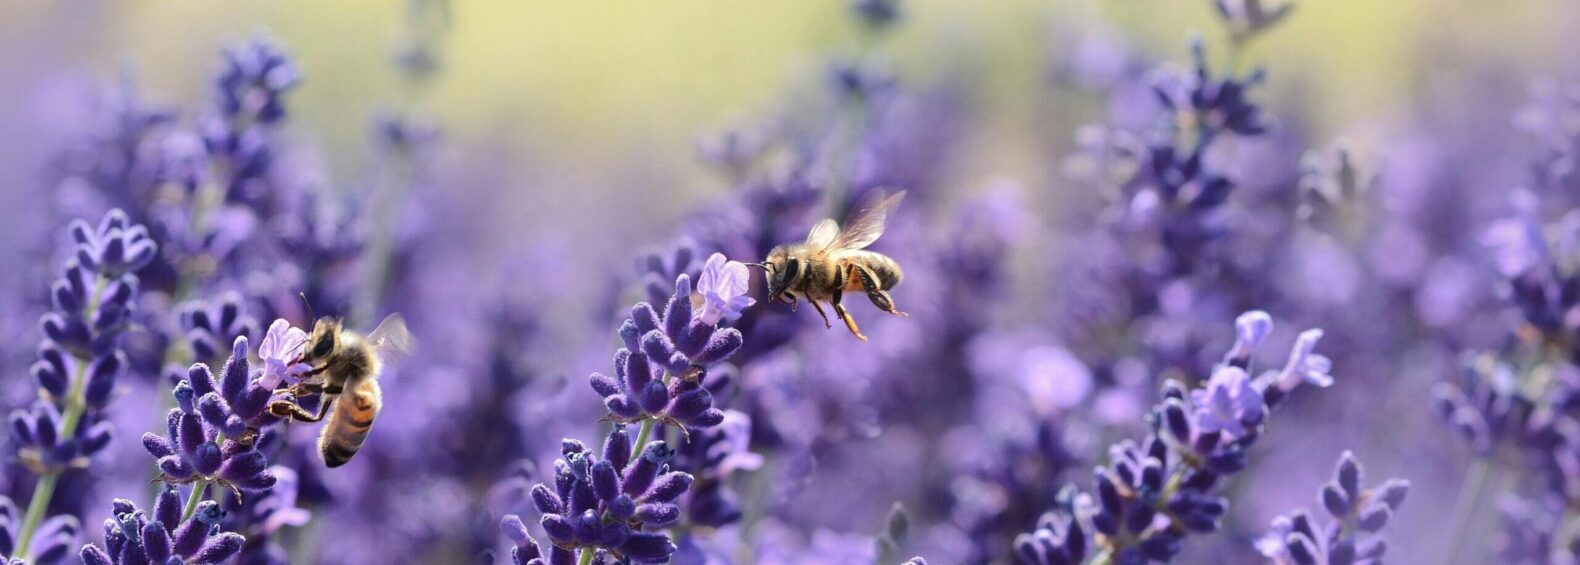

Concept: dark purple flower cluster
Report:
left=196, top=36, right=299, bottom=207
left=143, top=336, right=284, bottom=495
left=213, top=38, right=300, bottom=127
left=4, top=210, right=154, bottom=562
left=79, top=489, right=243, bottom=565
left=0, top=496, right=79, bottom=565
left=498, top=514, right=573, bottom=565
left=1053, top=31, right=1285, bottom=385
left=1255, top=451, right=1410, bottom=565
left=502, top=425, right=693, bottom=564
left=222, top=465, right=310, bottom=565
left=176, top=293, right=257, bottom=368
left=1416, top=181, right=1580, bottom=562
left=1497, top=491, right=1580, bottom=563
left=672, top=409, right=761, bottom=528
left=637, top=242, right=700, bottom=308
left=590, top=273, right=742, bottom=431
left=1014, top=312, right=1333, bottom=564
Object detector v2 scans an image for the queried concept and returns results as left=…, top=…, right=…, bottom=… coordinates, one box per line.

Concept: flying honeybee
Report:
left=268, top=313, right=414, bottom=468
left=751, top=189, right=909, bottom=341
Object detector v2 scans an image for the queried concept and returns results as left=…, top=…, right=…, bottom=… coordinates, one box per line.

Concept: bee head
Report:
left=759, top=246, right=796, bottom=302
left=299, top=317, right=342, bottom=364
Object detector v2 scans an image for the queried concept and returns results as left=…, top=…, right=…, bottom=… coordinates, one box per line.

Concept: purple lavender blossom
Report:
left=1255, top=451, right=1409, bottom=565
left=0, top=496, right=79, bottom=565
left=255, top=319, right=309, bottom=385
left=5, top=210, right=153, bottom=562
left=673, top=410, right=762, bottom=528
left=142, top=337, right=280, bottom=495
left=1015, top=312, right=1333, bottom=563
left=639, top=241, right=700, bottom=307
left=177, top=292, right=257, bottom=366
left=226, top=466, right=310, bottom=565
left=212, top=36, right=300, bottom=126
left=1188, top=366, right=1265, bottom=440
left=507, top=425, right=693, bottom=564
left=499, top=514, right=573, bottom=565
left=1222, top=310, right=1273, bottom=367
left=590, top=274, right=742, bottom=431
left=1013, top=494, right=1088, bottom=565
left=78, top=489, right=244, bottom=565
left=1429, top=166, right=1580, bottom=561
left=695, top=253, right=755, bottom=326
left=1152, top=39, right=1269, bottom=138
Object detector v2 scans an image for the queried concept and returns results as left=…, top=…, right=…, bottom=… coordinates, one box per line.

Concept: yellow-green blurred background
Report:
left=7, top=0, right=1576, bottom=232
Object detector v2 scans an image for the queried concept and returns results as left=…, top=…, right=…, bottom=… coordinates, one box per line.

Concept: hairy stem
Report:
left=182, top=479, right=211, bottom=520
left=632, top=418, right=658, bottom=460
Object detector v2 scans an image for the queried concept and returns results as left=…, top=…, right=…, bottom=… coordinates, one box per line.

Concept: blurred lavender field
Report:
left=2, top=0, right=1579, bottom=563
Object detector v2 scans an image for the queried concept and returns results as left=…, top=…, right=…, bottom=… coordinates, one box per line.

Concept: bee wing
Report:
left=366, top=313, right=416, bottom=363
left=806, top=219, right=840, bottom=250
left=830, top=188, right=907, bottom=251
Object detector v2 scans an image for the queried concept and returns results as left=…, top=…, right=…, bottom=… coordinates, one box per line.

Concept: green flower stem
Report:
left=15, top=275, right=108, bottom=559
left=182, top=479, right=212, bottom=521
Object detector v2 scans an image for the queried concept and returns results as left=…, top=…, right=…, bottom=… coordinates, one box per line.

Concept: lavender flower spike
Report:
left=1223, top=310, right=1273, bottom=367
left=523, top=425, right=692, bottom=564
left=7, top=210, right=154, bottom=562
left=695, top=253, right=755, bottom=326
left=499, top=514, right=574, bottom=565
left=256, top=318, right=310, bottom=387
left=1018, top=311, right=1335, bottom=563
left=79, top=489, right=245, bottom=565
left=177, top=292, right=257, bottom=365
left=1256, top=451, right=1410, bottom=565
left=1261, top=328, right=1333, bottom=409
left=143, top=337, right=282, bottom=495
left=0, top=496, right=79, bottom=565
left=590, top=274, right=742, bottom=431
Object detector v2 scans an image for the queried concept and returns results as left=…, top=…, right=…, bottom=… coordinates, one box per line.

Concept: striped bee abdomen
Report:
left=318, top=379, right=383, bottom=468
left=868, top=254, right=903, bottom=289
left=840, top=251, right=904, bottom=291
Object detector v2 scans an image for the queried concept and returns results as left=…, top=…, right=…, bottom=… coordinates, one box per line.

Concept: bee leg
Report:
left=807, top=299, right=834, bottom=329
left=857, top=265, right=908, bottom=317
left=279, top=381, right=323, bottom=396
left=831, top=290, right=868, bottom=341
left=268, top=396, right=335, bottom=423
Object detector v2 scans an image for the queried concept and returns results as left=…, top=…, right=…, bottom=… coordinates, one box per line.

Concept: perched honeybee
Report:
left=268, top=313, right=414, bottom=468
left=751, top=189, right=909, bottom=341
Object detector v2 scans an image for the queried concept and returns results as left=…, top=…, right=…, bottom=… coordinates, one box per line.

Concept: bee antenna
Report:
left=299, top=292, right=315, bottom=321
left=743, top=262, right=767, bottom=270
